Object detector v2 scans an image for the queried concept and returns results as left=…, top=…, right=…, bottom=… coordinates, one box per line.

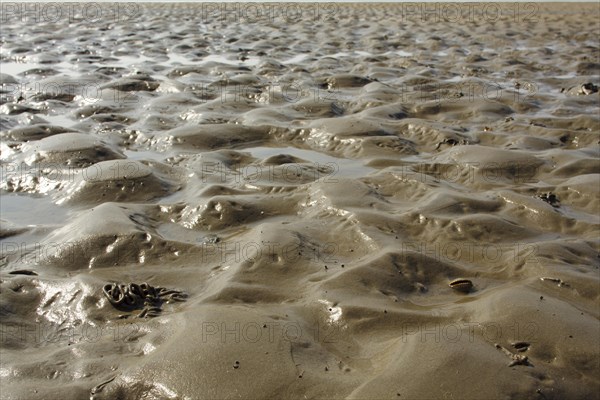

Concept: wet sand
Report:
left=1, top=2, right=599, bottom=399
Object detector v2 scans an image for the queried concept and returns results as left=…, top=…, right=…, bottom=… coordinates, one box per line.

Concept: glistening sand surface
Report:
left=0, top=2, right=599, bottom=399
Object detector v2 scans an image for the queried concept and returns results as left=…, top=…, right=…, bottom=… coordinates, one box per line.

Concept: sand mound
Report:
left=56, top=159, right=180, bottom=205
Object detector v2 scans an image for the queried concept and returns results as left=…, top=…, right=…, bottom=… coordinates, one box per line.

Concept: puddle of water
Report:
left=446, top=76, right=464, bottom=83
left=396, top=50, right=414, bottom=57
left=0, top=194, right=69, bottom=226
left=323, top=52, right=351, bottom=59
left=167, top=53, right=192, bottom=65
left=156, top=222, right=210, bottom=245
left=111, top=54, right=154, bottom=68
left=124, top=149, right=167, bottom=162
left=42, top=114, right=76, bottom=128
left=553, top=73, right=578, bottom=79
left=283, top=54, right=309, bottom=64
left=200, top=54, right=261, bottom=67
left=1, top=61, right=74, bottom=77
left=1, top=62, right=40, bottom=76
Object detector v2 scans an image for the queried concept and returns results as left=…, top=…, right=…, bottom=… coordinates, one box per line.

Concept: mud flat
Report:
left=1, top=3, right=599, bottom=400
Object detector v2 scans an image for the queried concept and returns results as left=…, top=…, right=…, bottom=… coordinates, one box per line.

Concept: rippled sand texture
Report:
left=1, top=2, right=599, bottom=399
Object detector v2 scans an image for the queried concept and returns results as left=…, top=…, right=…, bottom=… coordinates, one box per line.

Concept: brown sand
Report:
left=1, top=2, right=599, bottom=399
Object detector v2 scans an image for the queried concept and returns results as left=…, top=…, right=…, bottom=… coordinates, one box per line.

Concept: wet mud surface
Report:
left=1, top=3, right=599, bottom=399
